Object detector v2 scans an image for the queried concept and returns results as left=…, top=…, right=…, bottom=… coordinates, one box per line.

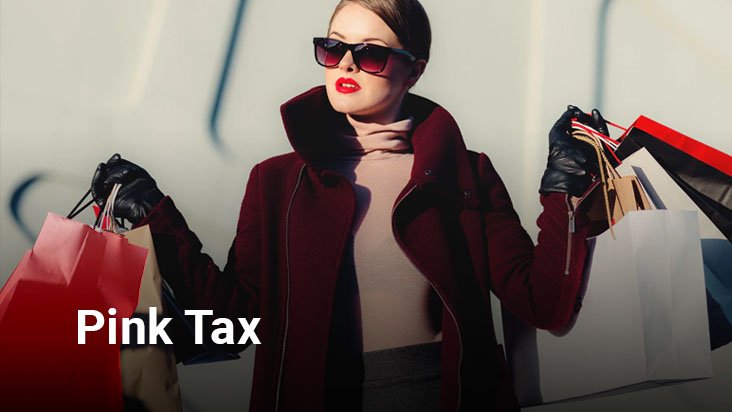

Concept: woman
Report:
left=91, top=1, right=607, bottom=411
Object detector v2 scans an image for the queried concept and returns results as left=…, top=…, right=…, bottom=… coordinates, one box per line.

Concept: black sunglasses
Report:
left=313, top=37, right=417, bottom=74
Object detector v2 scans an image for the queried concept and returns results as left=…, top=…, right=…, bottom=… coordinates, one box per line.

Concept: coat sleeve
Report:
left=135, top=163, right=262, bottom=323
left=474, top=152, right=591, bottom=330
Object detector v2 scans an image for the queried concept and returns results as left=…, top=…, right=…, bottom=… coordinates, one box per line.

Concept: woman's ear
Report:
left=405, top=59, right=427, bottom=88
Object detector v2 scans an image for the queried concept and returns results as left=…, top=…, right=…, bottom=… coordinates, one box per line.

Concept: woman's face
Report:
left=324, top=2, right=424, bottom=124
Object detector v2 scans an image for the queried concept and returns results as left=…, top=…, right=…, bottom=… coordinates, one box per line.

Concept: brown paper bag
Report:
left=586, top=175, right=651, bottom=227
left=122, top=225, right=183, bottom=412
left=572, top=130, right=651, bottom=237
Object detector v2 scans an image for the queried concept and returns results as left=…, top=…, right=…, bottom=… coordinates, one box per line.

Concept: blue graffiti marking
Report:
left=594, top=0, right=614, bottom=111
left=9, top=173, right=46, bottom=243
left=209, top=0, right=249, bottom=156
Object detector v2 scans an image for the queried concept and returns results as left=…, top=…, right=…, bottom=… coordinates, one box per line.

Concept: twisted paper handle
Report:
left=571, top=129, right=618, bottom=239
left=96, top=183, right=122, bottom=233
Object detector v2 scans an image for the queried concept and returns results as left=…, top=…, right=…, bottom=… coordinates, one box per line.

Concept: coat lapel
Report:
left=280, top=85, right=480, bottom=208
left=278, top=85, right=483, bottom=348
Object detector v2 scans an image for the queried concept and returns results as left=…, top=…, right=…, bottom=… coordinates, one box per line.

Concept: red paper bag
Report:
left=0, top=212, right=147, bottom=412
left=616, top=116, right=732, bottom=240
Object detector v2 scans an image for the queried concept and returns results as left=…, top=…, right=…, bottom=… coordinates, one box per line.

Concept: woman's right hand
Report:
left=91, top=153, right=165, bottom=224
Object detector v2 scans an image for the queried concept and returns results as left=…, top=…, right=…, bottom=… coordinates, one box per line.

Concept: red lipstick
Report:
left=335, top=77, right=361, bottom=94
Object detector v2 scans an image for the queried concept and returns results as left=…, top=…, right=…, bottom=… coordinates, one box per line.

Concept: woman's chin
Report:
left=328, top=96, right=366, bottom=116
left=326, top=90, right=389, bottom=120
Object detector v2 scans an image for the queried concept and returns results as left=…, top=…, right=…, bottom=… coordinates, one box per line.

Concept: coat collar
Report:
left=279, top=86, right=479, bottom=207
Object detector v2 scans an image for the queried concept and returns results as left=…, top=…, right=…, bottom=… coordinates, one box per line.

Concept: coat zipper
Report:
left=563, top=183, right=599, bottom=275
left=564, top=195, right=575, bottom=276
left=275, top=163, right=307, bottom=411
left=392, top=183, right=463, bottom=412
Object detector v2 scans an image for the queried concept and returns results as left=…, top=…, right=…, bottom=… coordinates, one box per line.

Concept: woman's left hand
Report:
left=539, top=105, right=608, bottom=198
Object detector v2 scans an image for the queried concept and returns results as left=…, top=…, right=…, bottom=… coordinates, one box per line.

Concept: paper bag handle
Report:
left=95, top=183, right=122, bottom=232
left=67, top=189, right=95, bottom=220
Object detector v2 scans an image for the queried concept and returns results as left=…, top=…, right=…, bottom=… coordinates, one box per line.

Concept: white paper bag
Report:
left=619, top=148, right=732, bottom=349
left=504, top=210, right=712, bottom=406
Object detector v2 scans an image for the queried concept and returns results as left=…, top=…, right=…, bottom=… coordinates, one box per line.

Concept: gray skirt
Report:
left=362, top=341, right=442, bottom=412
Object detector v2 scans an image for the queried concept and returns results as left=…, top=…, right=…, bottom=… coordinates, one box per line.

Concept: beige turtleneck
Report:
left=323, top=115, right=443, bottom=352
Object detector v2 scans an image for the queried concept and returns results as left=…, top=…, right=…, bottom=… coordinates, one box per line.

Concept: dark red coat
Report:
left=140, top=86, right=591, bottom=411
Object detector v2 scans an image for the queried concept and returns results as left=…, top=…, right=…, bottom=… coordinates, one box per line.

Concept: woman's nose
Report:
left=338, top=50, right=358, bottom=72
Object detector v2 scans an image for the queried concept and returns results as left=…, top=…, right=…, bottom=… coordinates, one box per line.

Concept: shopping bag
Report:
left=0, top=211, right=147, bottom=411
left=121, top=225, right=183, bottom=412
left=90, top=198, right=239, bottom=366
left=570, top=125, right=651, bottom=237
left=618, top=148, right=732, bottom=350
left=615, top=116, right=732, bottom=241
left=0, top=252, right=30, bottom=321
left=90, top=187, right=184, bottom=409
left=503, top=210, right=712, bottom=406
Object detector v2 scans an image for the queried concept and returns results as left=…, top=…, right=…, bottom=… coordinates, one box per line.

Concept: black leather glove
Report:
left=91, top=153, right=165, bottom=224
left=539, top=105, right=608, bottom=197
